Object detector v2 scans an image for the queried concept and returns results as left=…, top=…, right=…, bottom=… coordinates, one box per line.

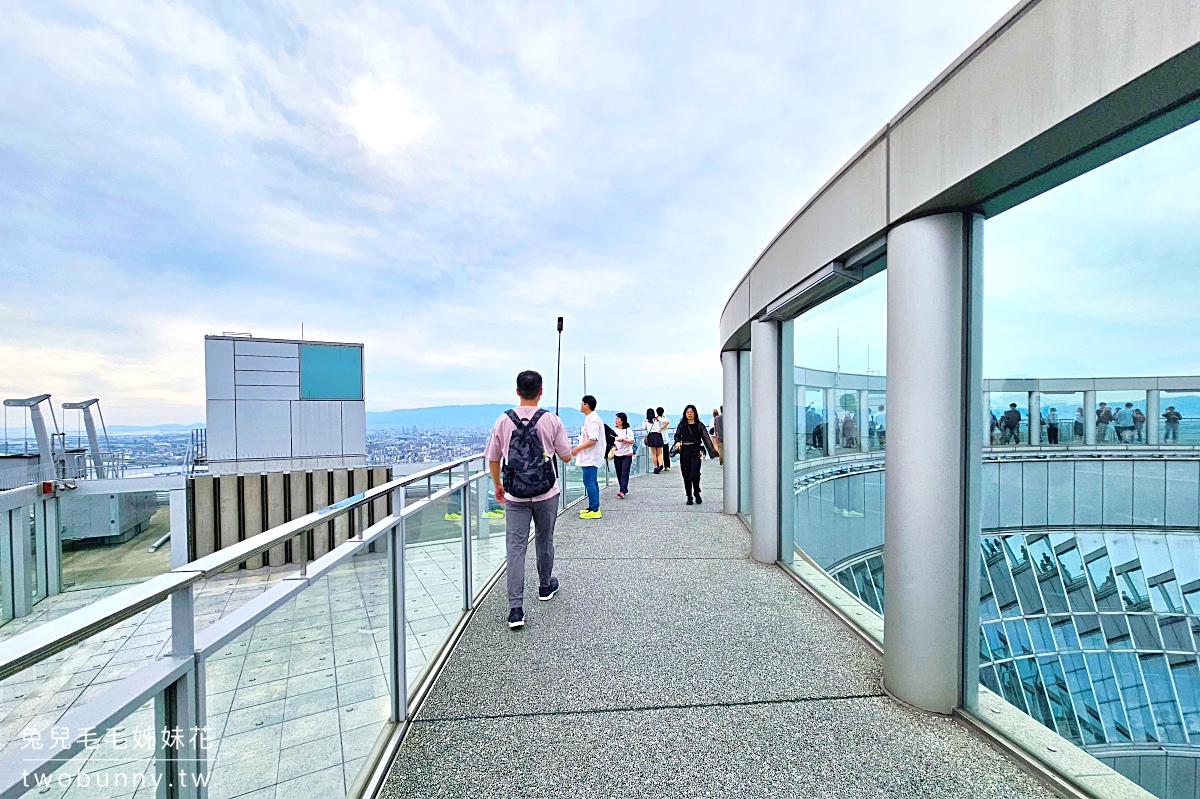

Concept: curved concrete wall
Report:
left=721, top=0, right=1200, bottom=350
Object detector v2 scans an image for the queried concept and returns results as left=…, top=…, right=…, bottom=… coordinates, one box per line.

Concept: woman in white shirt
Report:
left=643, top=408, right=665, bottom=473
left=613, top=413, right=635, bottom=497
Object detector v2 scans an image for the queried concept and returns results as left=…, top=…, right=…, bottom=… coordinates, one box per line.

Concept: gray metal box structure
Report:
left=204, top=335, right=367, bottom=475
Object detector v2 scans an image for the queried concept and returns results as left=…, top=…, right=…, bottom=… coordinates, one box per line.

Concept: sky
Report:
left=1, top=0, right=1033, bottom=425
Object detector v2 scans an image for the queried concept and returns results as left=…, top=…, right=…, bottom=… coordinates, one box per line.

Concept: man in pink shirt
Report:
left=485, top=370, right=573, bottom=629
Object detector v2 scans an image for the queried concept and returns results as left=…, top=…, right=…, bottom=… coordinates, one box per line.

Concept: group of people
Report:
left=991, top=401, right=1184, bottom=444
left=484, top=370, right=721, bottom=630
left=803, top=405, right=886, bottom=452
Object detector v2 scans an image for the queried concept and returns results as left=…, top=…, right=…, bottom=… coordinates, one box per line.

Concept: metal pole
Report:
left=461, top=484, right=473, bottom=610
left=555, top=317, right=563, bottom=416
left=387, top=513, right=408, bottom=722
left=749, top=320, right=780, bottom=564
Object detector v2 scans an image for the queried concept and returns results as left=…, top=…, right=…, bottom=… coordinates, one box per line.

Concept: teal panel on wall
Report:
left=300, top=344, right=362, bottom=400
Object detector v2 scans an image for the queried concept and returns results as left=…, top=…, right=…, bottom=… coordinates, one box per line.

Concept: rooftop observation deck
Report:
left=379, top=465, right=1054, bottom=798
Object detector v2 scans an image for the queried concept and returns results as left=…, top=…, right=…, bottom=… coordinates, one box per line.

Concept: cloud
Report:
left=2, top=0, right=1042, bottom=425
left=1, top=6, right=138, bottom=86
left=258, top=205, right=378, bottom=258
left=342, top=75, right=435, bottom=156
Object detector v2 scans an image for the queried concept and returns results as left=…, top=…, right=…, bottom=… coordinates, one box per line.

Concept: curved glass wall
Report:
left=784, top=264, right=886, bottom=616
left=971, top=117, right=1200, bottom=798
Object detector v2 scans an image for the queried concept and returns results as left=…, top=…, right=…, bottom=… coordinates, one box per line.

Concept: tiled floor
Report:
left=1, top=527, right=508, bottom=799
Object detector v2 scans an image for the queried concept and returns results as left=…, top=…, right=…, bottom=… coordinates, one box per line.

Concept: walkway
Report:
left=380, top=465, right=1055, bottom=798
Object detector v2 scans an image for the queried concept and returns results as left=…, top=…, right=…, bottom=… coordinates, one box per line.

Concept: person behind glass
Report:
left=612, top=413, right=634, bottom=498
left=712, top=407, right=724, bottom=465
left=656, top=406, right=672, bottom=471
left=1164, top=406, right=1183, bottom=443
left=573, top=395, right=605, bottom=519
left=672, top=404, right=718, bottom=505
left=1114, top=402, right=1136, bottom=443
left=1074, top=407, right=1085, bottom=441
left=643, top=408, right=665, bottom=472
left=875, top=405, right=886, bottom=447
left=1096, top=402, right=1113, bottom=442
left=1046, top=407, right=1059, bottom=444
left=1002, top=403, right=1022, bottom=444
left=1133, top=406, right=1146, bottom=442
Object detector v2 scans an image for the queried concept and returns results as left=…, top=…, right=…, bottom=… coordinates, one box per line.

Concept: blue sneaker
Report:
left=538, top=577, right=559, bottom=601
left=507, top=607, right=524, bottom=629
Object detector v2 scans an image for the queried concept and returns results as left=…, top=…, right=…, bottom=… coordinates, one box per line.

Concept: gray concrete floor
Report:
left=381, top=464, right=1057, bottom=799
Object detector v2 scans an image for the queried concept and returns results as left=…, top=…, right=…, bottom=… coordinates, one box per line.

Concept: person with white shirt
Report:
left=643, top=408, right=665, bottom=472
left=572, top=395, right=605, bottom=519
left=613, top=412, right=635, bottom=498
left=875, top=405, right=886, bottom=447
left=655, top=407, right=672, bottom=472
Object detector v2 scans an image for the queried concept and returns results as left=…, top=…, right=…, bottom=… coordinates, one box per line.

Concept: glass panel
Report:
left=471, top=479, right=506, bottom=600
left=562, top=459, right=585, bottom=507
left=1096, top=391, right=1146, bottom=446
left=59, top=491, right=171, bottom=590
left=404, top=493, right=465, bottom=687
left=977, top=117, right=1200, bottom=796
left=1160, top=391, right=1197, bottom=444
left=784, top=268, right=885, bottom=619
left=204, top=549, right=391, bottom=798
left=299, top=343, right=363, bottom=400
left=1038, top=393, right=1083, bottom=445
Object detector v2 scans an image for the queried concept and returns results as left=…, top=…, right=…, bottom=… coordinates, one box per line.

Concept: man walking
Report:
left=1046, top=407, right=1059, bottom=444
left=486, top=370, right=573, bottom=630
left=573, top=395, right=605, bottom=519
left=875, top=405, right=886, bottom=448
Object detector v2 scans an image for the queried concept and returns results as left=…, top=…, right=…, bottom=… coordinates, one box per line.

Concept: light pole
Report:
left=555, top=316, right=563, bottom=416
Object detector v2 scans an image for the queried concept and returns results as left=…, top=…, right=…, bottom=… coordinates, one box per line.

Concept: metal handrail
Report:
left=0, top=453, right=487, bottom=681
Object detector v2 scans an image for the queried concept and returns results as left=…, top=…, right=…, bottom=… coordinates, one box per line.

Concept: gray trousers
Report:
left=506, top=497, right=558, bottom=609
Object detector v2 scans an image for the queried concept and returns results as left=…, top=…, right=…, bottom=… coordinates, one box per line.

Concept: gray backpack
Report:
left=502, top=409, right=556, bottom=498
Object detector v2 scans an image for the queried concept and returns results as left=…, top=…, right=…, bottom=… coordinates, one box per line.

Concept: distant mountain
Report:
left=366, top=404, right=671, bottom=430
left=105, top=423, right=204, bottom=433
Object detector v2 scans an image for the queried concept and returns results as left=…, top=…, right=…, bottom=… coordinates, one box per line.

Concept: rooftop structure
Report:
left=204, top=335, right=366, bottom=476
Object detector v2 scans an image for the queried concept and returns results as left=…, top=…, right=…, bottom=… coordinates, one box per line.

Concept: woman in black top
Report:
left=672, top=404, right=718, bottom=505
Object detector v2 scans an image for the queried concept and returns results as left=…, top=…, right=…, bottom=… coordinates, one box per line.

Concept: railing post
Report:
left=156, top=585, right=201, bottom=799
left=1083, top=389, right=1098, bottom=445
left=387, top=513, right=407, bottom=722
left=461, top=484, right=473, bottom=610
left=1147, top=389, right=1161, bottom=445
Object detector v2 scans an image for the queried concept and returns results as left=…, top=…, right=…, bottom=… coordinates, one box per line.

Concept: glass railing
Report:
left=0, top=450, right=647, bottom=797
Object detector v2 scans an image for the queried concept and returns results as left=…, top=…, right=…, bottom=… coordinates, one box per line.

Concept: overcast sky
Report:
left=0, top=0, right=1086, bottom=425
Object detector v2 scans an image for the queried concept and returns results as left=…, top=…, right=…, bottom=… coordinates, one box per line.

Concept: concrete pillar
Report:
left=823, top=388, right=837, bottom=456
left=169, top=488, right=189, bottom=569
left=288, top=471, right=308, bottom=563
left=883, top=212, right=983, bottom=714
left=721, top=350, right=740, bottom=516
left=192, top=475, right=216, bottom=558
left=217, top=474, right=240, bottom=554
left=1028, top=391, right=1041, bottom=446
left=311, top=470, right=331, bottom=558
left=266, top=472, right=287, bottom=566
left=242, top=474, right=264, bottom=569
left=750, top=320, right=780, bottom=563
left=1147, top=389, right=1161, bottom=445
left=858, top=389, right=871, bottom=452
left=981, top=391, right=992, bottom=447
left=1083, top=390, right=1097, bottom=445
left=332, top=469, right=350, bottom=544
